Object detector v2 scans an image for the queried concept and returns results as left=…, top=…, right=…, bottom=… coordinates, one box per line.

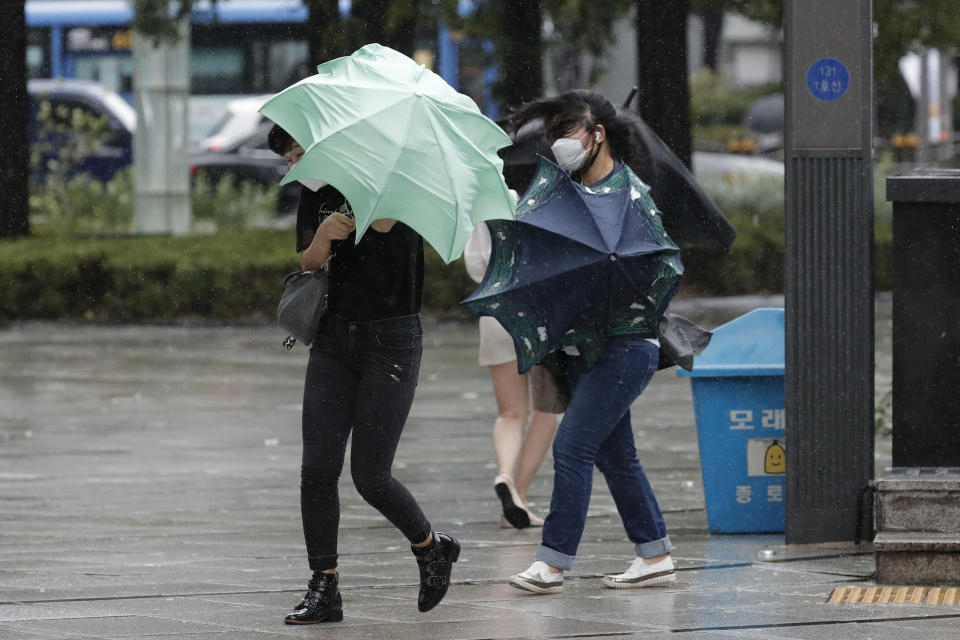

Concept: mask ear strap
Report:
left=575, top=130, right=604, bottom=180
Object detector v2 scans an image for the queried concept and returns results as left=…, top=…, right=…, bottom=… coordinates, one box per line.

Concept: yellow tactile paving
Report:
left=827, top=589, right=846, bottom=604
left=828, top=586, right=960, bottom=605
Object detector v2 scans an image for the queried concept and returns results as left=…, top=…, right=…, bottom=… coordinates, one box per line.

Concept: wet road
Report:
left=4, top=296, right=954, bottom=640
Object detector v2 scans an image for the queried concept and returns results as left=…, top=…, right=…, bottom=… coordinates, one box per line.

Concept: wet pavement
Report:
left=2, top=295, right=958, bottom=639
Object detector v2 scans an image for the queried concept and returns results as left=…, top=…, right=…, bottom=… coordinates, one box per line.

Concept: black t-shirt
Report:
left=296, top=185, right=424, bottom=321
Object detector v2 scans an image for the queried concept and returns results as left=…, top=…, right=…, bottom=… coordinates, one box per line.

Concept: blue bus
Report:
left=26, top=0, right=314, bottom=101
left=25, top=0, right=497, bottom=115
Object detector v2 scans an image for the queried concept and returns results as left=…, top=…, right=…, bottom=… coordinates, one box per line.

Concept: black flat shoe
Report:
left=284, top=572, right=343, bottom=624
left=412, top=531, right=460, bottom=612
left=494, top=475, right=531, bottom=529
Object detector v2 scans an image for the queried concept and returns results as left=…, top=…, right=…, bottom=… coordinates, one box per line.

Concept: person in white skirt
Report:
left=464, top=222, right=559, bottom=529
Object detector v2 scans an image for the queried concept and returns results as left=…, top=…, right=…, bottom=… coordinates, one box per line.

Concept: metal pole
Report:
left=918, top=50, right=930, bottom=163
left=784, top=0, right=874, bottom=543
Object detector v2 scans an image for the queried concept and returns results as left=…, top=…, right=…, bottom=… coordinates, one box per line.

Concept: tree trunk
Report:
left=494, top=0, right=543, bottom=112
left=386, top=7, right=418, bottom=57
left=635, top=0, right=693, bottom=168
left=353, top=0, right=388, bottom=46
left=702, top=5, right=724, bottom=71
left=353, top=0, right=417, bottom=55
left=0, top=0, right=30, bottom=237
left=305, top=0, right=348, bottom=65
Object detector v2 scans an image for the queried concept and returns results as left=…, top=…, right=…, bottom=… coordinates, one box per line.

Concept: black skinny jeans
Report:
left=300, top=313, right=431, bottom=572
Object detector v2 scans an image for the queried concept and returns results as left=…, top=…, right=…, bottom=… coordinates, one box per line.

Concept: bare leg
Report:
left=489, top=362, right=529, bottom=478
left=512, top=410, right=558, bottom=502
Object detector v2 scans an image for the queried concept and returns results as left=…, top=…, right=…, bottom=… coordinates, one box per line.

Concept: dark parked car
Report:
left=189, top=121, right=299, bottom=214
left=28, top=79, right=136, bottom=184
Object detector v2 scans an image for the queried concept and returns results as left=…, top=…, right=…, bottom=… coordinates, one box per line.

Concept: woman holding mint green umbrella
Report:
left=505, top=91, right=679, bottom=594
left=267, top=125, right=459, bottom=624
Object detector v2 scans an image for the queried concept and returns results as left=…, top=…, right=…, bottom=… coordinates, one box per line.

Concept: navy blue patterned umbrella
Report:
left=463, top=156, right=683, bottom=373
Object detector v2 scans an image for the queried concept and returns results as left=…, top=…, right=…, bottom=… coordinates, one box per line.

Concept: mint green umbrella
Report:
left=259, top=43, right=517, bottom=263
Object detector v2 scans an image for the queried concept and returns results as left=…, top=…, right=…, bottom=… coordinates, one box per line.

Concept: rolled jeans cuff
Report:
left=636, top=534, right=672, bottom=559
left=535, top=544, right=576, bottom=571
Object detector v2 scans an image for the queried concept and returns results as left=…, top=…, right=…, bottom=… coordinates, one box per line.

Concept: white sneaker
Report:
left=508, top=561, right=563, bottom=594
left=601, top=555, right=676, bottom=589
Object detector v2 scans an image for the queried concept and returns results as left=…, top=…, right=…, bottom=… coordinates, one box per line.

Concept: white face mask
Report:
left=283, top=145, right=327, bottom=191
left=297, top=178, right=328, bottom=192
left=551, top=130, right=598, bottom=173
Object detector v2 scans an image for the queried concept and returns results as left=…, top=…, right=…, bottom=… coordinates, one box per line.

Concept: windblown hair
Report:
left=267, top=123, right=295, bottom=156
left=508, top=90, right=642, bottom=164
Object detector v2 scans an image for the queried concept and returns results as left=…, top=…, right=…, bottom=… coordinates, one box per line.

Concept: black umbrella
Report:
left=743, top=93, right=784, bottom=134
left=496, top=97, right=737, bottom=250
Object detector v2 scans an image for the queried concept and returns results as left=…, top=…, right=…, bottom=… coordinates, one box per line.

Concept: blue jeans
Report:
left=536, top=337, right=671, bottom=570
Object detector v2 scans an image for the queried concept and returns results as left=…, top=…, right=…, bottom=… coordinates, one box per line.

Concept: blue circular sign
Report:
left=806, top=57, right=850, bottom=102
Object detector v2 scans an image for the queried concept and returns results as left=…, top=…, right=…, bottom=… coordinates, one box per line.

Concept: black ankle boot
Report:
left=412, top=531, right=460, bottom=612
left=284, top=572, right=343, bottom=624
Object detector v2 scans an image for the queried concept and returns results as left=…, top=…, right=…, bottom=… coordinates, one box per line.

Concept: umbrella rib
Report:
left=351, top=51, right=431, bottom=93
left=364, top=96, right=426, bottom=222
left=280, top=94, right=418, bottom=192
left=354, top=52, right=512, bottom=152
left=420, top=105, right=460, bottom=258
left=302, top=93, right=414, bottom=150
left=479, top=259, right=608, bottom=293
left=427, top=104, right=514, bottom=172
left=263, top=81, right=411, bottom=146
left=427, top=102, right=514, bottom=153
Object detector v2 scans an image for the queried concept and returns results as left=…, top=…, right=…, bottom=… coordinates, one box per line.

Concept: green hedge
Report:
left=682, top=213, right=893, bottom=296
left=0, top=223, right=893, bottom=323
left=0, top=230, right=476, bottom=322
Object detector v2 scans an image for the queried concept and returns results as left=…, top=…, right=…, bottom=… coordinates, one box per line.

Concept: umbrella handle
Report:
left=622, top=87, right=638, bottom=109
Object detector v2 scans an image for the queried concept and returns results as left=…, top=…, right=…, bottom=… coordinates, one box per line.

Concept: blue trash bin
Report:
left=678, top=308, right=785, bottom=533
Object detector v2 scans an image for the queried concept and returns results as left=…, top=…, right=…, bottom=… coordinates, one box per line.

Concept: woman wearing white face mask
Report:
left=550, top=128, right=606, bottom=177
left=503, top=91, right=679, bottom=595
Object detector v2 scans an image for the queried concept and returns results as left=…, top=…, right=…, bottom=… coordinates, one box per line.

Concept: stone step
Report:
left=874, top=532, right=960, bottom=585
left=874, top=532, right=960, bottom=552
left=874, top=468, right=960, bottom=534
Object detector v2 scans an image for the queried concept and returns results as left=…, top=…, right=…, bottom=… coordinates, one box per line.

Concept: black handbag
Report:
left=277, top=269, right=329, bottom=349
left=657, top=313, right=713, bottom=371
